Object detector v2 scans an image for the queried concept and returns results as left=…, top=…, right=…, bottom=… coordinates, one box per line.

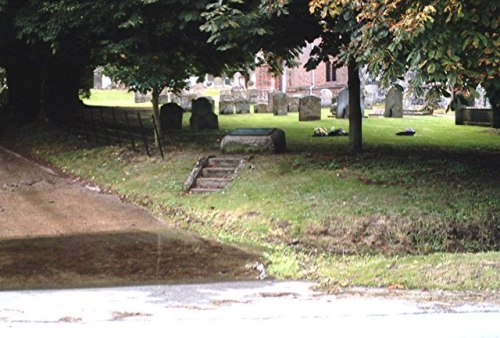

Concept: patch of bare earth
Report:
left=0, top=146, right=261, bottom=290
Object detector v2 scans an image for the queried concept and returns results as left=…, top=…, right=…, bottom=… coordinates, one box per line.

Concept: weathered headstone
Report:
left=234, top=98, right=250, bottom=114
left=180, top=94, right=196, bottom=111
left=288, top=97, right=300, bottom=112
left=160, top=103, right=183, bottom=130
left=219, top=100, right=234, bottom=115
left=254, top=103, right=269, bottom=114
left=384, top=86, right=403, bottom=118
left=190, top=97, right=219, bottom=130
left=219, top=90, right=233, bottom=101
left=330, top=96, right=338, bottom=115
left=319, top=89, right=333, bottom=107
left=298, top=96, right=321, bottom=121
left=336, top=88, right=349, bottom=118
left=247, top=89, right=260, bottom=104
left=272, top=92, right=288, bottom=116
left=231, top=87, right=246, bottom=99
left=134, top=92, right=150, bottom=103
left=213, top=77, right=224, bottom=87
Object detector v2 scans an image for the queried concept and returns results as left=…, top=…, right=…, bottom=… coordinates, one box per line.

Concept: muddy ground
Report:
left=0, top=146, right=260, bottom=290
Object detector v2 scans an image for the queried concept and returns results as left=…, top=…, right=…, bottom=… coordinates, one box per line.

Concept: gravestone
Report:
left=160, top=103, right=183, bottom=130
left=234, top=98, right=250, bottom=114
left=231, top=88, right=246, bottom=99
left=247, top=89, right=260, bottom=104
left=213, top=77, right=224, bottom=87
left=190, top=97, right=219, bottom=130
left=135, top=92, right=150, bottom=103
left=180, top=94, right=196, bottom=111
left=272, top=92, right=288, bottom=115
left=336, top=88, right=349, bottom=118
left=298, top=96, right=321, bottom=121
left=221, top=128, right=286, bottom=154
left=220, top=90, right=233, bottom=101
left=254, top=103, right=269, bottom=114
left=364, top=84, right=379, bottom=108
left=288, top=97, right=300, bottom=112
left=219, top=100, right=234, bottom=115
left=319, top=89, right=333, bottom=107
left=330, top=97, right=338, bottom=115
left=384, top=86, right=403, bottom=118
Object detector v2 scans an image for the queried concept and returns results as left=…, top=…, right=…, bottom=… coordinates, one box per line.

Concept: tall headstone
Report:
left=219, top=90, right=233, bottom=101
left=219, top=100, right=234, bottom=114
left=272, top=92, right=288, bottom=116
left=234, top=98, right=250, bottom=114
left=190, top=97, right=219, bottom=130
left=384, top=86, right=403, bottom=118
left=160, top=103, right=183, bottom=130
left=319, top=89, right=333, bottom=107
left=288, top=97, right=300, bottom=112
left=299, top=95, right=321, bottom=121
left=336, top=88, right=349, bottom=118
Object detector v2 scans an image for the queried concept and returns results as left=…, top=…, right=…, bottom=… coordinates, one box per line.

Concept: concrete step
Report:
left=190, top=187, right=221, bottom=194
left=202, top=167, right=236, bottom=178
left=207, top=157, right=241, bottom=168
left=195, top=177, right=231, bottom=189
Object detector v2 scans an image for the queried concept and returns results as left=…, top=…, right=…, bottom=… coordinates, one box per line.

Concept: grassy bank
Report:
left=4, top=89, right=499, bottom=292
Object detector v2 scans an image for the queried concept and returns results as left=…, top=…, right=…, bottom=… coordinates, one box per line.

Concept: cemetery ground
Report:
left=1, top=89, right=499, bottom=299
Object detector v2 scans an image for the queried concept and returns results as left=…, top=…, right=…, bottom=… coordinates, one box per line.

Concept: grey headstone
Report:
left=219, top=90, right=233, bottom=101
left=288, top=97, right=300, bottom=112
left=384, top=86, right=403, bottom=118
left=180, top=94, right=196, bottom=111
left=247, top=89, right=260, bottom=104
left=213, top=77, right=224, bottom=87
left=219, top=100, right=234, bottom=115
left=160, top=103, right=183, bottom=130
left=336, top=88, right=349, bottom=118
left=232, top=88, right=246, bottom=99
left=134, top=92, right=150, bottom=104
left=319, top=89, right=333, bottom=107
left=272, top=92, right=288, bottom=116
left=299, top=96, right=321, bottom=121
left=234, top=99, right=250, bottom=114
left=254, top=103, right=269, bottom=114
left=190, top=97, right=219, bottom=130
left=330, top=97, right=338, bottom=115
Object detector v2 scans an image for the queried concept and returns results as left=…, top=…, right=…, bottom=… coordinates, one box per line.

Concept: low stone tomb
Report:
left=221, top=128, right=286, bottom=154
left=288, top=96, right=300, bottom=112
left=456, top=107, right=499, bottom=128
left=299, top=95, right=321, bottom=121
left=254, top=103, right=269, bottom=114
left=160, top=103, right=183, bottom=130
left=219, top=100, right=234, bottom=115
left=190, top=97, right=219, bottom=130
left=384, top=86, right=403, bottom=118
left=234, top=98, right=250, bottom=114
left=272, top=92, right=288, bottom=115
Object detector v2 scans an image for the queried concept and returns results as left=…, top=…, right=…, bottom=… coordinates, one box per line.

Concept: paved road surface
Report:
left=1, top=281, right=499, bottom=338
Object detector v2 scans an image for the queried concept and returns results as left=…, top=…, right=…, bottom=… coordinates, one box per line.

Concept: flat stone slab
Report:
left=221, top=128, right=286, bottom=154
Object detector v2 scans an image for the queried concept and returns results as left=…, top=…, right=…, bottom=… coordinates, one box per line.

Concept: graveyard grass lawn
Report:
left=3, top=89, right=499, bottom=295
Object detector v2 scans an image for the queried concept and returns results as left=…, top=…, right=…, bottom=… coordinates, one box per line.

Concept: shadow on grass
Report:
left=0, top=230, right=261, bottom=291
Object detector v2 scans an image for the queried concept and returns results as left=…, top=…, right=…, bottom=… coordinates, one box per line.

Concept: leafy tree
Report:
left=311, top=0, right=500, bottom=111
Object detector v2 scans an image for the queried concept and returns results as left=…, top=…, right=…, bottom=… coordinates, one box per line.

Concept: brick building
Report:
left=253, top=42, right=348, bottom=97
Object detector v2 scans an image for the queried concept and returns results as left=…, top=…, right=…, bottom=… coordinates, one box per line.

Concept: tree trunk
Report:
left=151, top=86, right=162, bottom=146
left=5, top=55, right=42, bottom=124
left=347, top=59, right=362, bottom=153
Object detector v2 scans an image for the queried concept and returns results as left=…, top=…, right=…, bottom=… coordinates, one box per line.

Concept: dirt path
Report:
left=0, top=146, right=260, bottom=290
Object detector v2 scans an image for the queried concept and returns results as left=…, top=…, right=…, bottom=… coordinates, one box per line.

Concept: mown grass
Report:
left=3, top=89, right=499, bottom=292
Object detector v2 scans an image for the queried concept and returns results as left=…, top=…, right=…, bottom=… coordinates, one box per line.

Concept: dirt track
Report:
left=0, top=146, right=260, bottom=290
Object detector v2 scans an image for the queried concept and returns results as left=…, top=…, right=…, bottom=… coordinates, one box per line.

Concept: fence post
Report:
left=100, top=108, right=110, bottom=145
left=111, top=108, right=122, bottom=146
left=151, top=114, right=164, bottom=159
left=89, top=109, right=99, bottom=144
left=124, top=111, right=136, bottom=151
left=137, top=112, right=151, bottom=157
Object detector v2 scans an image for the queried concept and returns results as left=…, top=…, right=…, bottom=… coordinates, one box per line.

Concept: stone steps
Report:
left=184, top=156, right=247, bottom=194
